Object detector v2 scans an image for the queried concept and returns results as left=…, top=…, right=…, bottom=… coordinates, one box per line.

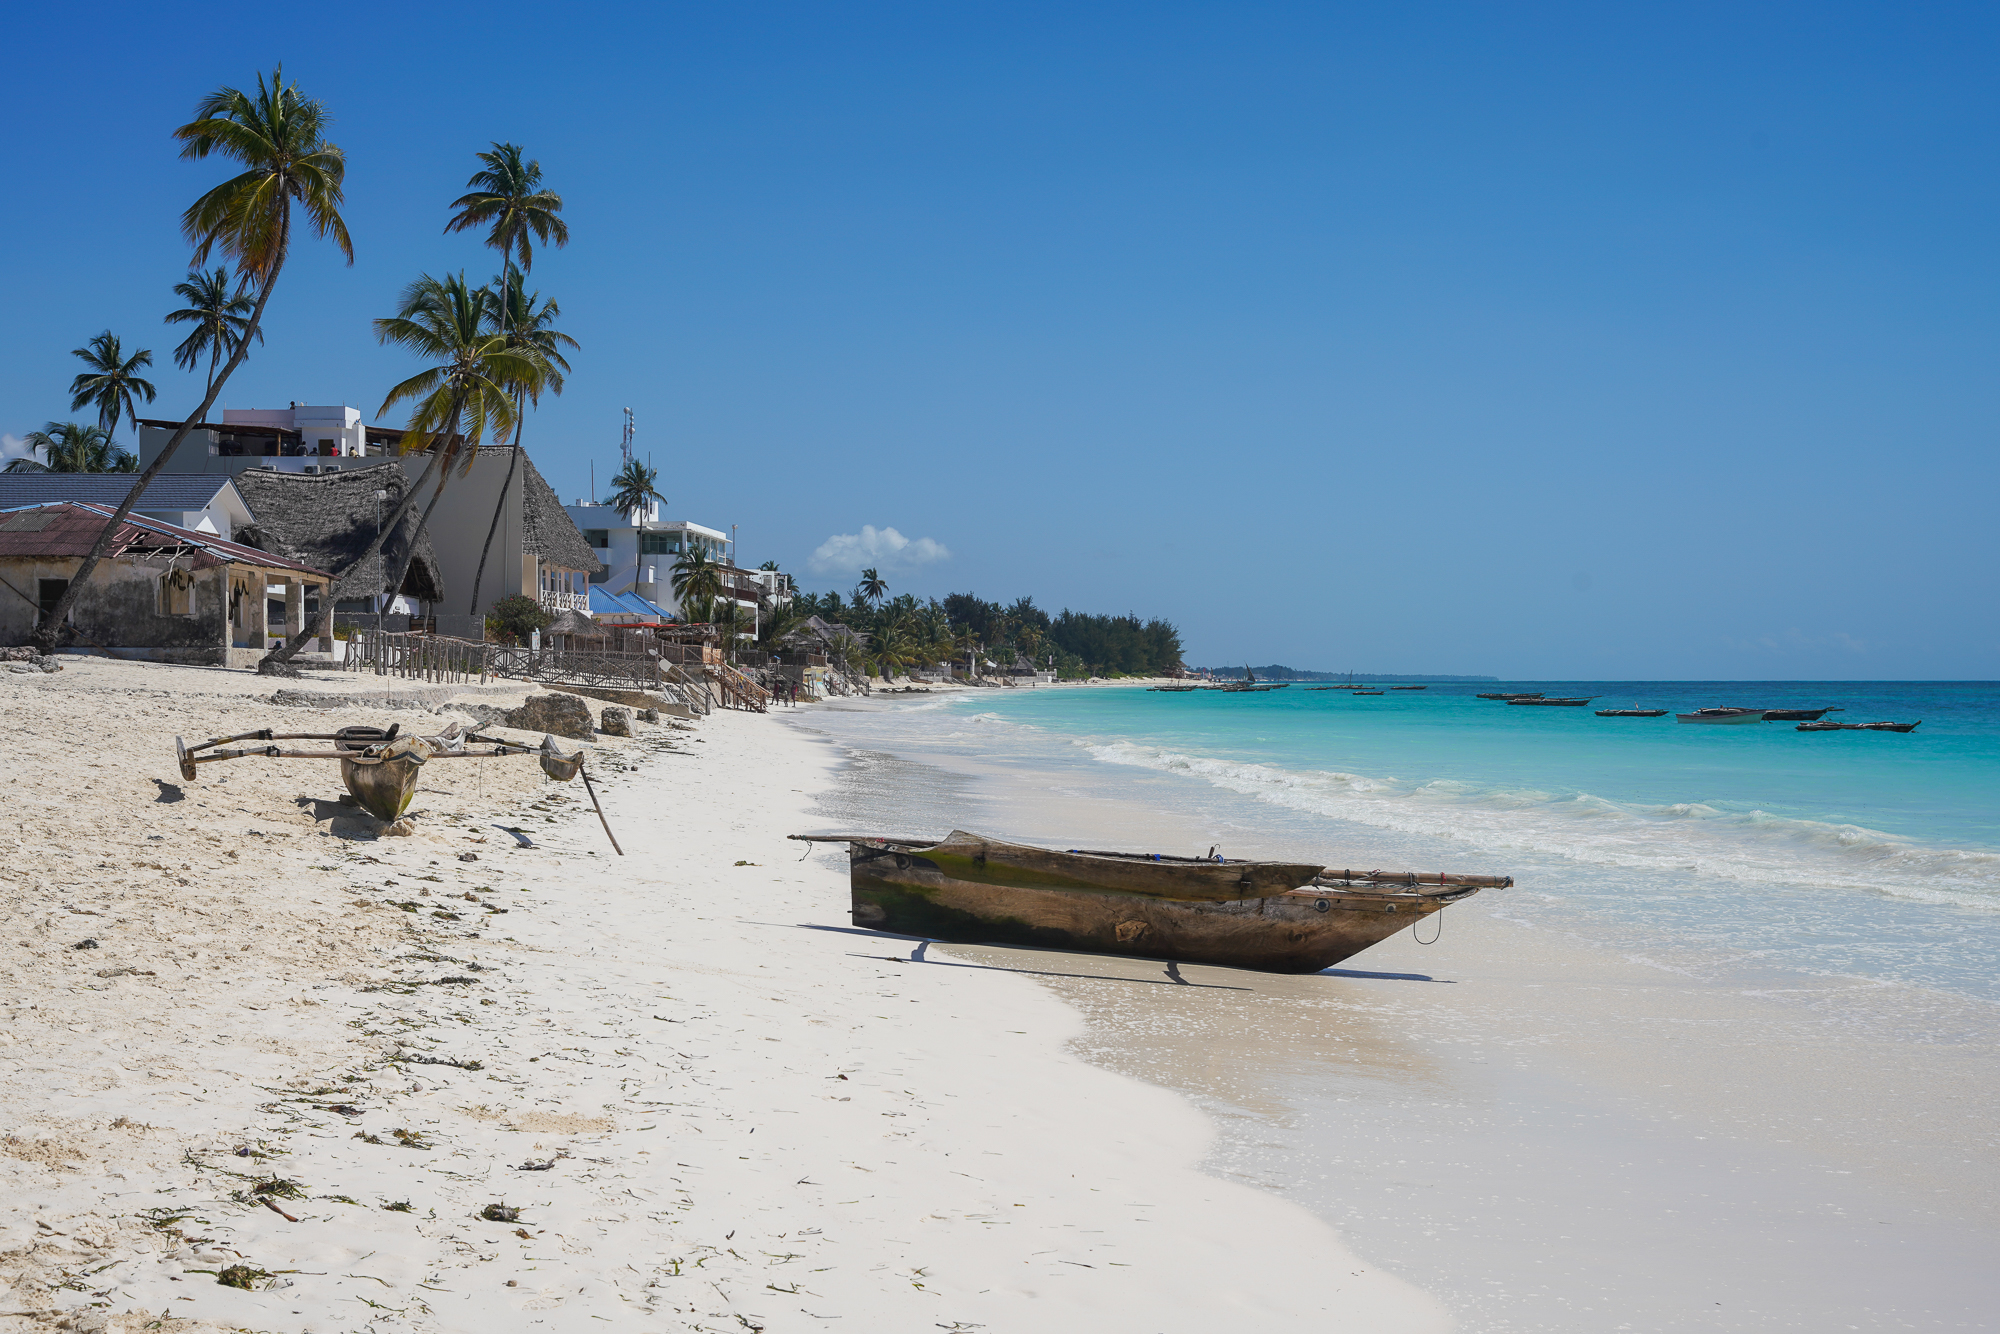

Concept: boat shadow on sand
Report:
left=786, top=922, right=1447, bottom=986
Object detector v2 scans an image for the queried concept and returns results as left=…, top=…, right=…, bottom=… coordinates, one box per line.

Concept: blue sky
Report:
left=3, top=2, right=1995, bottom=677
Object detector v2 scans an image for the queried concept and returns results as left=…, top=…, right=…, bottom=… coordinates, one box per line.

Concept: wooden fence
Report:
left=343, top=629, right=785, bottom=714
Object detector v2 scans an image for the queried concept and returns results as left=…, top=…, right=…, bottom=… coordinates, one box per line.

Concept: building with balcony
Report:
left=563, top=500, right=786, bottom=621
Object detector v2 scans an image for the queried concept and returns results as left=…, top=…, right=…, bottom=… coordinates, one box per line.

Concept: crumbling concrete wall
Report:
left=0, top=557, right=228, bottom=653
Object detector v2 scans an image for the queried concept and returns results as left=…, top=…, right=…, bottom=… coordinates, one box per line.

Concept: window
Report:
left=639, top=532, right=680, bottom=555
left=583, top=529, right=610, bottom=549
left=318, top=438, right=337, bottom=456
left=37, top=579, right=68, bottom=622
left=159, top=569, right=193, bottom=616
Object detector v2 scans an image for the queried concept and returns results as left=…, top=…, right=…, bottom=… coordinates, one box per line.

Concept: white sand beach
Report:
left=0, top=660, right=1443, bottom=1333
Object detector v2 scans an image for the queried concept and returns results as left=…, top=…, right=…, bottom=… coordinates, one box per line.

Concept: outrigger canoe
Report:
left=790, top=831, right=1512, bottom=974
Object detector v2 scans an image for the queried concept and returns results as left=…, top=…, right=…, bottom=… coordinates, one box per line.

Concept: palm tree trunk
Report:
left=379, top=467, right=455, bottom=619
left=465, top=406, right=524, bottom=614
left=31, top=214, right=291, bottom=653
left=257, top=429, right=455, bottom=669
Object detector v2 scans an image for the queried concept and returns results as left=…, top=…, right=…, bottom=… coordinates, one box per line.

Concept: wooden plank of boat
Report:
left=1352, top=689, right=1385, bottom=695
left=1391, top=685, right=1427, bottom=690
left=790, top=831, right=1324, bottom=901
left=1508, top=697, right=1596, bottom=705
left=1676, top=708, right=1766, bottom=724
left=795, top=831, right=1513, bottom=974
left=1761, top=708, right=1842, bottom=721
left=1477, top=692, right=1544, bottom=700
left=1596, top=708, right=1668, bottom=717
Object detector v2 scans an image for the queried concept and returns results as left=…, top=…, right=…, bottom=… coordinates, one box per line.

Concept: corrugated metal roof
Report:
left=588, top=588, right=670, bottom=618
left=0, top=503, right=332, bottom=577
left=0, top=474, right=242, bottom=512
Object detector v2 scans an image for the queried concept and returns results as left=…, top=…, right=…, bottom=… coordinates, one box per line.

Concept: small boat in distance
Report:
left=1352, top=689, right=1386, bottom=695
left=1761, top=708, right=1842, bottom=721
left=1677, top=708, right=1767, bottom=724
left=1798, top=720, right=1921, bottom=733
left=1391, top=685, right=1427, bottom=691
left=1596, top=708, right=1668, bottom=717
left=1477, top=692, right=1544, bottom=701
left=791, top=830, right=1513, bottom=974
left=1509, top=697, right=1596, bottom=706
left=1147, top=685, right=1199, bottom=692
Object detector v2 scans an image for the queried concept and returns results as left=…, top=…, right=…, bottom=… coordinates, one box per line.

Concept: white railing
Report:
left=541, top=589, right=589, bottom=613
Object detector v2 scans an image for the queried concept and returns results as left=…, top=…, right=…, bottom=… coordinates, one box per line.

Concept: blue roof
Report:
left=588, top=587, right=671, bottom=618
left=0, top=473, right=240, bottom=512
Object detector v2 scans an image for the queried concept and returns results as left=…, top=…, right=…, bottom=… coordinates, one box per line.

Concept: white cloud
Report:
left=0, top=434, right=39, bottom=466
left=807, top=525, right=951, bottom=577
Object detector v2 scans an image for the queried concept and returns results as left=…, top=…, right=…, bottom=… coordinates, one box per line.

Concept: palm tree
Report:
left=262, top=272, right=532, bottom=668
left=35, top=68, right=350, bottom=652
left=445, top=143, right=569, bottom=273
left=857, top=567, right=887, bottom=608
left=606, top=459, right=665, bottom=522
left=164, top=267, right=261, bottom=395
left=753, top=594, right=805, bottom=652
left=67, top=333, right=156, bottom=436
left=4, top=422, right=135, bottom=473
left=449, top=142, right=573, bottom=617
left=670, top=543, right=723, bottom=614
left=464, top=276, right=577, bottom=613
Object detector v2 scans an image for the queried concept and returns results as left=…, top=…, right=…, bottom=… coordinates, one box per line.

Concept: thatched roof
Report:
left=233, top=464, right=443, bottom=602
left=546, top=608, right=599, bottom=637
left=783, top=615, right=865, bottom=650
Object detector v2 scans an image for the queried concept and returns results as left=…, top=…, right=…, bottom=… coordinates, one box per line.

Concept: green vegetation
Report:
left=486, top=594, right=551, bottom=645
left=165, top=267, right=260, bottom=395
left=786, top=585, right=1183, bottom=680
left=4, top=422, right=135, bottom=474
left=606, top=459, right=665, bottom=520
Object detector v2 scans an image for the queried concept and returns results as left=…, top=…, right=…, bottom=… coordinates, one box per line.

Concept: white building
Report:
left=136, top=404, right=404, bottom=476
left=565, top=498, right=787, bottom=621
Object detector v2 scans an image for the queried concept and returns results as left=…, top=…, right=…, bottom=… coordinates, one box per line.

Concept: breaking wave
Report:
left=1080, top=739, right=2000, bottom=912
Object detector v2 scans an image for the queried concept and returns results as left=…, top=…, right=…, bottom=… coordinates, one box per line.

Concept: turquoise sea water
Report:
left=812, top=680, right=2000, bottom=1004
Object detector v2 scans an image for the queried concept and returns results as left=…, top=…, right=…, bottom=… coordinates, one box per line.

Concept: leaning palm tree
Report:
left=606, top=459, right=665, bottom=522
left=34, top=67, right=350, bottom=651
left=5, top=422, right=135, bottom=473
left=164, top=267, right=261, bottom=395
left=67, top=333, right=156, bottom=436
left=260, top=272, right=532, bottom=669
left=856, top=567, right=887, bottom=608
left=464, top=277, right=577, bottom=614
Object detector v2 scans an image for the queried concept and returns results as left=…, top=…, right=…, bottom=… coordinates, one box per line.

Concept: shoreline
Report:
left=793, top=690, right=2000, bottom=1331
left=0, top=660, right=1443, bottom=1333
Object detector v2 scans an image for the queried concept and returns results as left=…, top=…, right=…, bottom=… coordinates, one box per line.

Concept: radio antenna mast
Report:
left=620, top=407, right=635, bottom=471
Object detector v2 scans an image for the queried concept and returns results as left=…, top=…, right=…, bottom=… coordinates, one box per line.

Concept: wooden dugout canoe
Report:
left=791, top=831, right=1510, bottom=974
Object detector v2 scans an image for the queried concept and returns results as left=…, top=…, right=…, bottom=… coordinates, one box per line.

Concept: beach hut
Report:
left=0, top=501, right=335, bottom=667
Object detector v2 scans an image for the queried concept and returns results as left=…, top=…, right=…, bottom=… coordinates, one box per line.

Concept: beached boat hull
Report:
left=843, top=836, right=1475, bottom=973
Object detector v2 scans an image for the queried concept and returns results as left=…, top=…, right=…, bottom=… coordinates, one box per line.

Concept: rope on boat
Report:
left=1414, top=908, right=1444, bottom=946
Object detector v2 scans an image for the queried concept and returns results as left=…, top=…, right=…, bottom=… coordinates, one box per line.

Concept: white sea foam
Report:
left=1080, top=739, right=2000, bottom=911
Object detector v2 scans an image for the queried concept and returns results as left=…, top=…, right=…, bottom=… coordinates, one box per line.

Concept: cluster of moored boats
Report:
left=1144, top=682, right=1921, bottom=732
left=1479, top=695, right=1919, bottom=731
